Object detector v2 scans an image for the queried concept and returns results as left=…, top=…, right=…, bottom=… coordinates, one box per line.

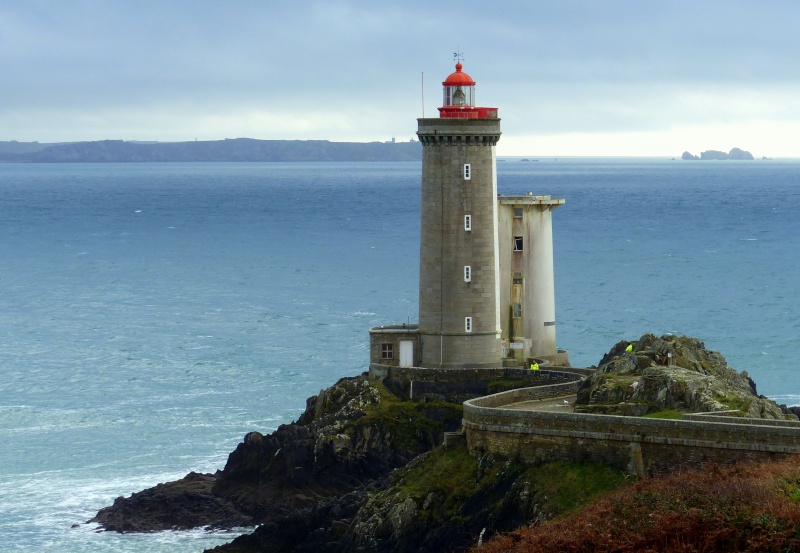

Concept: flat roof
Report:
left=370, top=324, right=420, bottom=334
left=499, top=194, right=565, bottom=206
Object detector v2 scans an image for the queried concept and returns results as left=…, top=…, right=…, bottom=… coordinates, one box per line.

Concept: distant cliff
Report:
left=0, top=138, right=422, bottom=163
left=681, top=147, right=754, bottom=160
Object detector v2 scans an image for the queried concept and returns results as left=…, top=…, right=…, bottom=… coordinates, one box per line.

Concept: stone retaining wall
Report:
left=464, top=387, right=800, bottom=476
left=370, top=364, right=590, bottom=403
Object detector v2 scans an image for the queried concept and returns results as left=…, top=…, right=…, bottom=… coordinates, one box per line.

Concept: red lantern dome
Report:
left=438, top=62, right=497, bottom=119
left=442, top=63, right=476, bottom=87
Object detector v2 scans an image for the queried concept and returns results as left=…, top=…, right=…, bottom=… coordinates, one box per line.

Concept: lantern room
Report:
left=438, top=62, right=498, bottom=119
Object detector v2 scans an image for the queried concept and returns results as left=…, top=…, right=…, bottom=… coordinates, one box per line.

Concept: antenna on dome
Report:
left=454, top=50, right=464, bottom=63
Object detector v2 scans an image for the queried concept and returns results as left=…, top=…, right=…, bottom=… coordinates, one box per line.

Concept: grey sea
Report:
left=1, top=159, right=799, bottom=552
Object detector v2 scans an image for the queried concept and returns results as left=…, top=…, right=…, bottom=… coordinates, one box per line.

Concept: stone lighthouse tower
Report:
left=416, top=62, right=502, bottom=368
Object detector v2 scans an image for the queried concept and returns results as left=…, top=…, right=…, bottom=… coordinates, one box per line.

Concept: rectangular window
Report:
left=464, top=265, right=471, bottom=282
left=464, top=214, right=472, bottom=231
left=465, top=317, right=473, bottom=333
left=514, top=207, right=524, bottom=218
left=381, top=343, right=394, bottom=360
left=463, top=163, right=471, bottom=180
left=513, top=236, right=524, bottom=251
left=513, top=303, right=522, bottom=318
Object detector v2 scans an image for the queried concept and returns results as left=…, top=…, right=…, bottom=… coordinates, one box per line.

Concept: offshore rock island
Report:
left=87, top=62, right=800, bottom=552
left=681, top=147, right=755, bottom=160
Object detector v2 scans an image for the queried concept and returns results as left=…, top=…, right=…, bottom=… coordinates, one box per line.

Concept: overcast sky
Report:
left=3, top=1, right=800, bottom=156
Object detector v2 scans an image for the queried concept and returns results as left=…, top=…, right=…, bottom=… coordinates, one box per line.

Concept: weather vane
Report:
left=453, top=51, right=464, bottom=63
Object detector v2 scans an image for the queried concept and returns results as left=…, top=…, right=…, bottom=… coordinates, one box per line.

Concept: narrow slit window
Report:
left=464, top=214, right=472, bottom=231
left=465, top=316, right=473, bottom=333
left=513, top=236, right=524, bottom=251
left=381, top=343, right=394, bottom=359
left=513, top=303, right=522, bottom=318
left=464, top=265, right=471, bottom=282
left=463, top=163, right=471, bottom=180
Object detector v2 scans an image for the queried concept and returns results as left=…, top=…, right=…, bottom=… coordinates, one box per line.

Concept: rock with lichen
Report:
left=577, top=334, right=792, bottom=419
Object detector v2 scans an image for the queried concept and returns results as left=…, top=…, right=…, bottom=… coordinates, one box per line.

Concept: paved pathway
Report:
left=503, top=394, right=578, bottom=412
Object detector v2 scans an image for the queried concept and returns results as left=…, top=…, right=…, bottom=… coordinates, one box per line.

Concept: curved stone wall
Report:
left=463, top=386, right=800, bottom=476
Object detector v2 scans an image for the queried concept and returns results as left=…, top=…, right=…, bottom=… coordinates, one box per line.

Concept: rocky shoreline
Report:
left=91, top=375, right=469, bottom=551
left=87, top=336, right=799, bottom=552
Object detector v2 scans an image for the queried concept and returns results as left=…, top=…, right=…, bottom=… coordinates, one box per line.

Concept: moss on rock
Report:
left=578, top=333, right=792, bottom=420
left=344, top=446, right=629, bottom=552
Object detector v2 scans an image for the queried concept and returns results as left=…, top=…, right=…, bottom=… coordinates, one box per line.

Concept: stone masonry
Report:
left=417, top=118, right=502, bottom=368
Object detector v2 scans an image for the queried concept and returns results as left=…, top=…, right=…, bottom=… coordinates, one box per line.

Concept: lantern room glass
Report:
left=443, top=84, right=475, bottom=107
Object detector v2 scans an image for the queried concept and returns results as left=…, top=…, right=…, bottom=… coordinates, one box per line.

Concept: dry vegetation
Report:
left=475, top=457, right=800, bottom=553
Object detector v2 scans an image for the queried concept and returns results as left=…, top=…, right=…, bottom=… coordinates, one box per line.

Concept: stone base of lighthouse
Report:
left=419, top=331, right=502, bottom=369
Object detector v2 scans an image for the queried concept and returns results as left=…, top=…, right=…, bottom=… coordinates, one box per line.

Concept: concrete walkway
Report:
left=503, top=394, right=577, bottom=412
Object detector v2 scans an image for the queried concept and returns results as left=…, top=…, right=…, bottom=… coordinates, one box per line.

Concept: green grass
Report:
left=391, top=448, right=629, bottom=522
left=395, top=446, right=476, bottom=501
left=644, top=408, right=685, bottom=420
left=713, top=392, right=751, bottom=414
left=529, top=460, right=630, bottom=514
left=345, top=382, right=463, bottom=451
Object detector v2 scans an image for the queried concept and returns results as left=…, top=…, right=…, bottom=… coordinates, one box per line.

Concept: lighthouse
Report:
left=368, top=60, right=567, bottom=379
left=416, top=62, right=503, bottom=368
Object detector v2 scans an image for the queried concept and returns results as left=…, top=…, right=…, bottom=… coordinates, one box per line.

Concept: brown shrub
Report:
left=474, top=457, right=800, bottom=553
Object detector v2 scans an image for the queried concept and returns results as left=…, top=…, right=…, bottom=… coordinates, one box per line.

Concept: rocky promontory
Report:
left=89, top=336, right=796, bottom=552
left=91, top=374, right=465, bottom=548
left=578, top=333, right=787, bottom=418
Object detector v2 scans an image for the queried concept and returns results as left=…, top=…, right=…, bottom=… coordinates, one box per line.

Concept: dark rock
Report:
left=90, top=374, right=462, bottom=551
left=779, top=404, right=800, bottom=419
left=89, top=472, right=252, bottom=532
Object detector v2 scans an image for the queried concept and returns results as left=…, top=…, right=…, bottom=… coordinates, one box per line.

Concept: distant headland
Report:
left=681, top=147, right=755, bottom=160
left=0, top=138, right=422, bottom=163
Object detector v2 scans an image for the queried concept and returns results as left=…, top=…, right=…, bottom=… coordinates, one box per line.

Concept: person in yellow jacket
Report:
left=530, top=361, right=539, bottom=371
left=624, top=343, right=633, bottom=356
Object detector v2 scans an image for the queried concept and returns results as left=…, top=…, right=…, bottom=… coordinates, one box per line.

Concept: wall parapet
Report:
left=466, top=381, right=579, bottom=407
left=682, top=413, right=800, bottom=427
